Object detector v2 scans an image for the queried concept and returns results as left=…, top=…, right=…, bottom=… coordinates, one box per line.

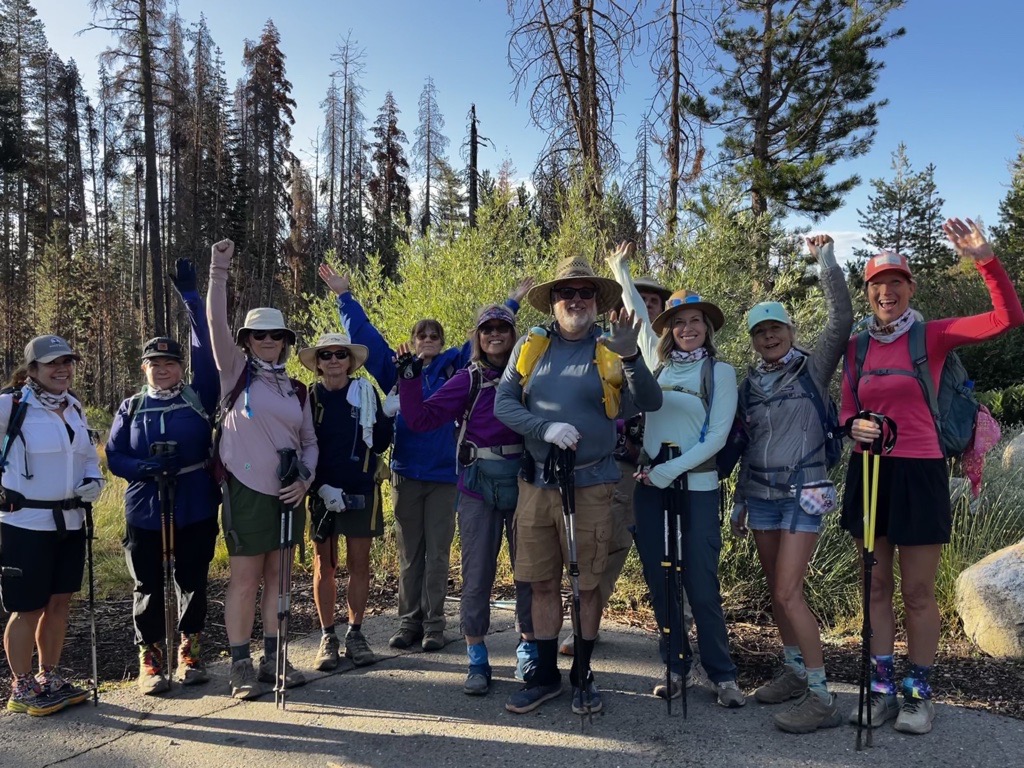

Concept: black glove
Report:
left=395, top=352, right=423, bottom=380
left=140, top=452, right=182, bottom=478
left=170, top=258, right=197, bottom=296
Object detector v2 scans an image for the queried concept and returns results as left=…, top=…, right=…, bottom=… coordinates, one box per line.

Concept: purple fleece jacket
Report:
left=398, top=364, right=521, bottom=498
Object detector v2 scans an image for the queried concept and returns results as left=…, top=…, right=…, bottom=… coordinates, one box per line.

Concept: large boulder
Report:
left=1003, top=431, right=1024, bottom=470
left=956, top=539, right=1024, bottom=658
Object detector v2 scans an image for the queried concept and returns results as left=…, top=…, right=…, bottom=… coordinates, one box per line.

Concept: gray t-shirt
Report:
left=494, top=324, right=662, bottom=488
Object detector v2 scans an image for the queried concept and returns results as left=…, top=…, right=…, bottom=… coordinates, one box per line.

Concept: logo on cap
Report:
left=157, top=342, right=168, bottom=351
left=871, top=251, right=903, bottom=267
left=49, top=337, right=61, bottom=346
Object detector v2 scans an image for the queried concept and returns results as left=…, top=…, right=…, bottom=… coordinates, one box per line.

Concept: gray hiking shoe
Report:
left=314, top=634, right=341, bottom=671
left=229, top=658, right=265, bottom=700
left=421, top=631, right=446, bottom=651
left=463, top=665, right=491, bottom=696
left=773, top=692, right=843, bottom=733
left=653, top=672, right=684, bottom=700
left=345, top=630, right=376, bottom=666
left=716, top=680, right=747, bottom=708
left=505, top=680, right=563, bottom=714
left=388, top=627, right=423, bottom=649
left=848, top=691, right=900, bottom=727
left=571, top=677, right=603, bottom=715
left=257, top=655, right=306, bottom=688
left=754, top=666, right=808, bottom=704
left=893, top=697, right=935, bottom=735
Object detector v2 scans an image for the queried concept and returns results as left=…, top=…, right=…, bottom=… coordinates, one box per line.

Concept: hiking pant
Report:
left=392, top=476, right=458, bottom=634
left=123, top=517, right=218, bottom=646
left=633, top=484, right=736, bottom=682
left=457, top=493, right=533, bottom=638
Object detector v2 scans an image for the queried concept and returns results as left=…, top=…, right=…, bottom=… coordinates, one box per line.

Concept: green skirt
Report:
left=222, top=476, right=306, bottom=557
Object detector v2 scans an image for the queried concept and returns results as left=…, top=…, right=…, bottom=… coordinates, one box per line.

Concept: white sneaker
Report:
left=716, top=680, right=747, bottom=708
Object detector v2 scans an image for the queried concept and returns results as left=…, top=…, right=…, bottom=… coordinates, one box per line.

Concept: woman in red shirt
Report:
left=841, top=218, right=1023, bottom=736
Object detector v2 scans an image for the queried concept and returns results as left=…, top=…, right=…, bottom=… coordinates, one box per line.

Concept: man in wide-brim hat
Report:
left=495, top=255, right=663, bottom=717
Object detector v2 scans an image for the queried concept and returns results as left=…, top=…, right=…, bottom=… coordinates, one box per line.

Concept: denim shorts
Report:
left=746, top=496, right=824, bottom=535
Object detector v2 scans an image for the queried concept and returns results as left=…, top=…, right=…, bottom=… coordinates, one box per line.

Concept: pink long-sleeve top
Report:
left=841, top=257, right=1023, bottom=459
left=206, top=251, right=318, bottom=495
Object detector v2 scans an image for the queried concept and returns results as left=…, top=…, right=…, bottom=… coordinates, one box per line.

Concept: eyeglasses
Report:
left=552, top=286, right=597, bottom=301
left=479, top=323, right=511, bottom=335
left=250, top=330, right=287, bottom=341
left=317, top=349, right=350, bottom=361
left=416, top=332, right=441, bottom=341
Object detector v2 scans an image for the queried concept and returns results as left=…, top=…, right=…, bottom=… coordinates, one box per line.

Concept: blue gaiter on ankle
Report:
left=871, top=654, right=896, bottom=696
left=467, top=642, right=489, bottom=668
left=903, top=663, right=933, bottom=700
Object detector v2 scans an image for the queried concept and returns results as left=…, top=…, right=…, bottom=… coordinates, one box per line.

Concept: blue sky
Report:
left=37, top=0, right=1024, bottom=257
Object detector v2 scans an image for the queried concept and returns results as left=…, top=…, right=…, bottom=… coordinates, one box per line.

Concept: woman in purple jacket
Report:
left=397, top=305, right=534, bottom=696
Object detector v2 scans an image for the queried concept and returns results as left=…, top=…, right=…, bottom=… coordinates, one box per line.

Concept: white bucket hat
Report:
left=235, top=307, right=297, bottom=346
left=298, top=332, right=369, bottom=374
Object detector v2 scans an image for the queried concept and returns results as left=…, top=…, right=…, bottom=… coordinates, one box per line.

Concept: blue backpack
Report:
left=849, top=323, right=979, bottom=458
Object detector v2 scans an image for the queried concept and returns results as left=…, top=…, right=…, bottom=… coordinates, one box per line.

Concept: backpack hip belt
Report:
left=0, top=490, right=80, bottom=538
left=175, top=460, right=208, bottom=476
left=473, top=443, right=524, bottom=462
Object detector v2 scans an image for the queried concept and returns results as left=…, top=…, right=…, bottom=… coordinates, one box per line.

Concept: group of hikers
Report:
left=1, top=217, right=1021, bottom=740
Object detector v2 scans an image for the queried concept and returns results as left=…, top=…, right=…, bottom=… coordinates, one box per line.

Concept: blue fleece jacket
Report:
left=106, top=290, right=220, bottom=530
left=310, top=380, right=393, bottom=495
left=335, top=292, right=519, bottom=484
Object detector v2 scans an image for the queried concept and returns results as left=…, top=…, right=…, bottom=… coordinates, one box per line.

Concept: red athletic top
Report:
left=840, top=258, right=1023, bottom=459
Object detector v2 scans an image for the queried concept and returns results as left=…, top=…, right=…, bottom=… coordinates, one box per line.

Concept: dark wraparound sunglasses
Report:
left=552, top=286, right=597, bottom=301
left=250, top=330, right=287, bottom=341
left=416, top=332, right=441, bottom=341
left=479, top=323, right=511, bottom=334
left=317, top=349, right=351, bottom=361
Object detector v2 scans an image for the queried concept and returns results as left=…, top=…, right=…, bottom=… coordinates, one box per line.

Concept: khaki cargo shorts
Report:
left=512, top=479, right=615, bottom=590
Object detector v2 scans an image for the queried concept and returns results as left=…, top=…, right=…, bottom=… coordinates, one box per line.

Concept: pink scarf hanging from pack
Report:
left=961, top=406, right=1001, bottom=498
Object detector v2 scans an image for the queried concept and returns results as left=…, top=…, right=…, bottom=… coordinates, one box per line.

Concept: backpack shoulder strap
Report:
left=457, top=365, right=484, bottom=450
left=797, top=362, right=830, bottom=428
left=290, top=379, right=308, bottom=411
left=908, top=321, right=939, bottom=423
left=855, top=330, right=870, bottom=381
left=1, top=391, right=28, bottom=475
left=697, top=356, right=715, bottom=443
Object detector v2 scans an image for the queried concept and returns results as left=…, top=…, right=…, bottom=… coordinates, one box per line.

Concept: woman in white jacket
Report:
left=0, top=335, right=103, bottom=716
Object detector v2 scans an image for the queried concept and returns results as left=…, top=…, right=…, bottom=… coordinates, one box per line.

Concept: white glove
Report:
left=76, top=478, right=104, bottom=503
left=317, top=485, right=347, bottom=513
left=543, top=422, right=580, bottom=449
left=383, top=390, right=401, bottom=418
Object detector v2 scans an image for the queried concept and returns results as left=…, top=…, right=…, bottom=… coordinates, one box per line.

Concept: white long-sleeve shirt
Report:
left=607, top=256, right=660, bottom=371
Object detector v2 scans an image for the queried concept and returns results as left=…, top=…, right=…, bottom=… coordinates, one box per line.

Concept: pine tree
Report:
left=992, top=138, right=1024, bottom=280
left=412, top=77, right=449, bottom=236
left=367, top=91, right=410, bottom=279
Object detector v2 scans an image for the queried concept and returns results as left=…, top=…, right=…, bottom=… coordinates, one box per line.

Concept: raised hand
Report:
left=318, top=263, right=352, bottom=296
left=805, top=234, right=837, bottom=269
left=602, top=308, right=642, bottom=358
left=170, top=258, right=197, bottom=296
left=510, top=276, right=536, bottom=303
left=212, top=239, right=234, bottom=264
left=942, top=217, right=995, bottom=262
left=394, top=342, right=423, bottom=379
left=606, top=240, right=636, bottom=267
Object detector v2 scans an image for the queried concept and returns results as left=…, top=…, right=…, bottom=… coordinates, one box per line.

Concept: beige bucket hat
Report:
left=298, top=332, right=369, bottom=374
left=234, top=307, right=297, bottom=346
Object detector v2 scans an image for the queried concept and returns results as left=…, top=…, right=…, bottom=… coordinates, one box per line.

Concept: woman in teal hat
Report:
left=730, top=234, right=853, bottom=733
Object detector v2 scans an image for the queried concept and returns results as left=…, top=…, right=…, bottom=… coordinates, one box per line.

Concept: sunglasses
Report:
left=479, top=323, right=511, bottom=335
left=317, top=349, right=350, bottom=361
left=250, top=330, right=287, bottom=341
left=416, top=332, right=441, bottom=341
left=552, top=286, right=597, bottom=301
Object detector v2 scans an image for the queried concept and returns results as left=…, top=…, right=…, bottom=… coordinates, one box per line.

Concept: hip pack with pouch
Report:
left=462, top=458, right=520, bottom=511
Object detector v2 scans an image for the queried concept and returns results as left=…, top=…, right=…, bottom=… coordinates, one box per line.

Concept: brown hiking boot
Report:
left=773, top=692, right=843, bottom=734
left=176, top=634, right=210, bottom=685
left=137, top=644, right=170, bottom=696
left=754, top=666, right=808, bottom=704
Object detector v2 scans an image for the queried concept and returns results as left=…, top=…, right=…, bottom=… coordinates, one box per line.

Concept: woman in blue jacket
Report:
left=318, top=264, right=530, bottom=651
left=106, top=259, right=220, bottom=695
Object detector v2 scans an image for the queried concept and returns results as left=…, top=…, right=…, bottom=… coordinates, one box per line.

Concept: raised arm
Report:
left=806, top=235, right=854, bottom=387
left=606, top=242, right=660, bottom=370
left=171, top=258, right=219, bottom=414
left=206, top=240, right=245, bottom=384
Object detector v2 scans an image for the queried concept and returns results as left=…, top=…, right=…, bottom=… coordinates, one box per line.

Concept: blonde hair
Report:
left=657, top=312, right=717, bottom=362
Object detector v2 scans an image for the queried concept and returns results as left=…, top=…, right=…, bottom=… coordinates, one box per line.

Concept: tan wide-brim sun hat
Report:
left=651, top=290, right=726, bottom=335
left=526, top=256, right=623, bottom=314
left=634, top=276, right=672, bottom=304
left=298, top=332, right=369, bottom=374
left=234, top=307, right=297, bottom=346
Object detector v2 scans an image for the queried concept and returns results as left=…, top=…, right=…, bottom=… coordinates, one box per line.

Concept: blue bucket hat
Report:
left=746, top=302, right=793, bottom=333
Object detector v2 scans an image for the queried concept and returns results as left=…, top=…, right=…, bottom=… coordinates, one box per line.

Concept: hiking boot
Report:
left=571, top=676, right=603, bottom=715
left=514, top=640, right=538, bottom=682
left=176, top=634, right=209, bottom=685
left=137, top=644, right=170, bottom=696
left=421, top=631, right=446, bottom=651
left=258, top=654, right=306, bottom=688
left=314, top=633, right=341, bottom=671
left=7, top=676, right=65, bottom=716
left=36, top=667, right=90, bottom=707
left=848, top=692, right=900, bottom=727
left=773, top=692, right=843, bottom=734
left=754, top=666, right=808, bottom=704
left=505, top=679, right=563, bottom=714
left=463, top=664, right=491, bottom=696
left=389, top=627, right=423, bottom=649
left=559, top=631, right=600, bottom=656
left=716, top=680, right=747, bottom=708
left=893, top=697, right=935, bottom=735
left=653, top=672, right=683, bottom=700
left=345, top=630, right=376, bottom=667
left=229, top=658, right=265, bottom=700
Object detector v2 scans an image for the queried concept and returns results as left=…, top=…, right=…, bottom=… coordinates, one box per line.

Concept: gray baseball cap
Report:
left=24, top=335, right=81, bottom=365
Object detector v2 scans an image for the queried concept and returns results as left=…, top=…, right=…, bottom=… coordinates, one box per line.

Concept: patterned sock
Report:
left=467, top=642, right=489, bottom=668
left=870, top=654, right=897, bottom=697
left=322, top=625, right=336, bottom=637
left=348, top=623, right=361, bottom=634
left=230, top=643, right=250, bottom=663
left=902, top=662, right=933, bottom=700
left=806, top=667, right=829, bottom=700
left=264, top=636, right=277, bottom=659
left=783, top=645, right=807, bottom=677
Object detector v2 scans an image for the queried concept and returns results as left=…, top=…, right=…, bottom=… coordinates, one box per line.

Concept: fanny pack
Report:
left=462, top=457, right=520, bottom=511
left=798, top=480, right=837, bottom=517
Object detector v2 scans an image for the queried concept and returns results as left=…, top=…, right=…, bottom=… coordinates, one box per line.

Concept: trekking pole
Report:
left=661, top=469, right=673, bottom=717
left=152, top=440, right=178, bottom=690
left=854, top=412, right=897, bottom=751
left=669, top=448, right=690, bottom=721
left=275, top=448, right=301, bottom=709
left=547, top=445, right=591, bottom=728
left=83, top=502, right=99, bottom=706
